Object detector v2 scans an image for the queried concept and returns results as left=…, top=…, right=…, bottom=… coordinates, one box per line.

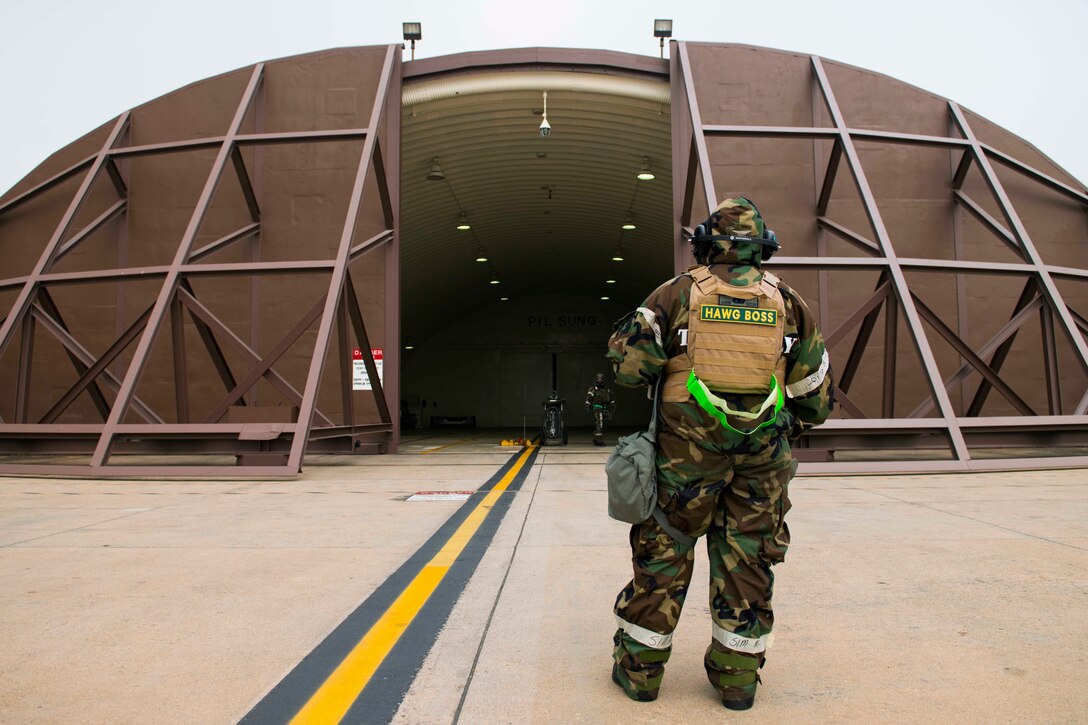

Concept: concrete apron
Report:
left=0, top=433, right=1086, bottom=724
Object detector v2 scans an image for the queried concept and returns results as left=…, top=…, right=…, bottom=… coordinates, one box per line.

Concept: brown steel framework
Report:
left=671, top=42, right=1088, bottom=472
left=1, top=42, right=1086, bottom=476
left=0, top=47, right=401, bottom=477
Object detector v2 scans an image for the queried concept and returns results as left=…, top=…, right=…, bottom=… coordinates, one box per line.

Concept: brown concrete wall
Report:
left=682, top=43, right=1088, bottom=419
left=0, top=46, right=395, bottom=429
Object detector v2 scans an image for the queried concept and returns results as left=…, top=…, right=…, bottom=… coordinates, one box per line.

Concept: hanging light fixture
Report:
left=612, top=247, right=625, bottom=262
left=490, top=276, right=500, bottom=285
left=600, top=296, right=610, bottom=301
left=606, top=278, right=616, bottom=284
left=637, top=157, right=655, bottom=181
left=622, top=214, right=637, bottom=230
left=456, top=213, right=471, bottom=231
left=426, top=158, right=445, bottom=181
left=539, top=91, right=551, bottom=137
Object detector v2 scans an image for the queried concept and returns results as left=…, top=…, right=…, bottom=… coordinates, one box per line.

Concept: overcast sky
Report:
left=1, top=0, right=1085, bottom=194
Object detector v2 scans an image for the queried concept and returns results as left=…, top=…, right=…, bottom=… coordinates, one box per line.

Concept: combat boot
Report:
left=705, top=647, right=761, bottom=710
left=612, top=630, right=667, bottom=702
left=611, top=663, right=658, bottom=702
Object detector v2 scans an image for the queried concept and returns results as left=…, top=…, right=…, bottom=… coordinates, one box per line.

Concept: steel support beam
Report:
left=54, top=199, right=128, bottom=264
left=0, top=113, right=130, bottom=365
left=952, top=191, right=1025, bottom=261
left=950, top=102, right=1088, bottom=380
left=91, top=67, right=265, bottom=467
left=177, top=286, right=335, bottom=428
left=287, top=46, right=398, bottom=473
left=0, top=156, right=96, bottom=217
left=813, top=56, right=970, bottom=461
left=36, top=304, right=154, bottom=424
left=816, top=140, right=843, bottom=216
left=1040, top=304, right=1063, bottom=415
left=909, top=283, right=1043, bottom=418
left=344, top=273, right=392, bottom=426
left=201, top=296, right=325, bottom=424
left=27, top=302, right=162, bottom=424
left=189, top=223, right=261, bottom=263
left=911, top=292, right=1035, bottom=416
left=815, top=217, right=881, bottom=255
left=883, top=291, right=898, bottom=417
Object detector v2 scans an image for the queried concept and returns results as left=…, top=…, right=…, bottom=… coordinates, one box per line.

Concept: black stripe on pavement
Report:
left=240, top=446, right=539, bottom=724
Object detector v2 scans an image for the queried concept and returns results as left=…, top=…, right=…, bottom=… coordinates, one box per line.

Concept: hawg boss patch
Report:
left=700, top=304, right=778, bottom=326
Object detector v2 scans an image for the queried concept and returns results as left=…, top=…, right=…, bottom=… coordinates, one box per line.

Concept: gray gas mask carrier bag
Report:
left=605, top=375, right=696, bottom=548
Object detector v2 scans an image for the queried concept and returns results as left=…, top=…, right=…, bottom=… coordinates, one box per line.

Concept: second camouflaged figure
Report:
left=607, top=197, right=833, bottom=711
left=585, top=373, right=615, bottom=446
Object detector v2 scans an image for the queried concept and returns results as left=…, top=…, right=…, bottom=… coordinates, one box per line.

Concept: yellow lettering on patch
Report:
left=700, top=305, right=778, bottom=326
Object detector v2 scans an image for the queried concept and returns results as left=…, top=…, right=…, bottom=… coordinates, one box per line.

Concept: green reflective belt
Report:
left=686, top=370, right=783, bottom=436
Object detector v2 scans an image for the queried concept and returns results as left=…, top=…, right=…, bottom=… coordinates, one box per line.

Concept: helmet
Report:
left=689, top=197, right=780, bottom=264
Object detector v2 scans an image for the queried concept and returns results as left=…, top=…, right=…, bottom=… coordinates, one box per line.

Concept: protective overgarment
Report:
left=607, top=197, right=834, bottom=709
left=585, top=373, right=615, bottom=446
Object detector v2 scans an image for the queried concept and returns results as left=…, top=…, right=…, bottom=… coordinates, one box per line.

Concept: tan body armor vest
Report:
left=662, top=266, right=787, bottom=403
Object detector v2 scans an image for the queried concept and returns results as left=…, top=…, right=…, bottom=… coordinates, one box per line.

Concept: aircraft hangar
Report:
left=1, top=42, right=1086, bottom=476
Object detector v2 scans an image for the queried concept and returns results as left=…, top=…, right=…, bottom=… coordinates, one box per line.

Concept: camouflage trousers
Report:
left=612, top=405, right=796, bottom=705
left=592, top=408, right=607, bottom=444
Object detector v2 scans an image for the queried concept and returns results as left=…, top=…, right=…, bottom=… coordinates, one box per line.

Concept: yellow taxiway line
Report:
left=289, top=444, right=537, bottom=724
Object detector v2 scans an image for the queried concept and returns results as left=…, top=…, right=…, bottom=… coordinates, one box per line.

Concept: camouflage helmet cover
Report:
left=710, top=196, right=765, bottom=238
left=694, top=196, right=768, bottom=264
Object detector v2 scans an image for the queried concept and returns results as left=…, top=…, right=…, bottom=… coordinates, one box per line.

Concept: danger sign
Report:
left=352, top=348, right=383, bottom=391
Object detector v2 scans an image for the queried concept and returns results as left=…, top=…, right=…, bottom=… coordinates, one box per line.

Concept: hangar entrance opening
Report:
left=397, top=67, right=673, bottom=431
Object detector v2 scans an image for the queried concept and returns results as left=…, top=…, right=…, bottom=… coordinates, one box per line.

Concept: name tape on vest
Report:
left=700, top=304, right=778, bottom=326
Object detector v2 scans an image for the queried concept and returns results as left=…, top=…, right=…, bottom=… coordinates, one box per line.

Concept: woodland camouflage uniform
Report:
left=607, top=198, right=834, bottom=710
left=585, top=374, right=615, bottom=445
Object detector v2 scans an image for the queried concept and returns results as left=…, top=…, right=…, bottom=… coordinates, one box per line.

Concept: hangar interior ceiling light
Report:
left=622, top=215, right=637, bottom=230
left=426, top=158, right=445, bottom=181
left=456, top=213, right=471, bottom=231
left=637, top=157, right=655, bottom=181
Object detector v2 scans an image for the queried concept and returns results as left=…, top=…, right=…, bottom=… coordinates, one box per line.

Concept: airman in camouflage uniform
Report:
left=585, top=373, right=615, bottom=446
left=607, top=197, right=834, bottom=710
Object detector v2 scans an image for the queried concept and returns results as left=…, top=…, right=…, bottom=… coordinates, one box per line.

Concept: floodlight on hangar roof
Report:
left=0, top=42, right=1085, bottom=478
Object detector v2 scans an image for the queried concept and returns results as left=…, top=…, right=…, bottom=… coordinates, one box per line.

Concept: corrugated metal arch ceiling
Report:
left=399, top=70, right=673, bottom=345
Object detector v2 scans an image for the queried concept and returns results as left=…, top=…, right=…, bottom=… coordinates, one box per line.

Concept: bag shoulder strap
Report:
left=652, top=507, right=697, bottom=548
left=648, top=375, right=697, bottom=549
left=649, top=372, right=664, bottom=436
